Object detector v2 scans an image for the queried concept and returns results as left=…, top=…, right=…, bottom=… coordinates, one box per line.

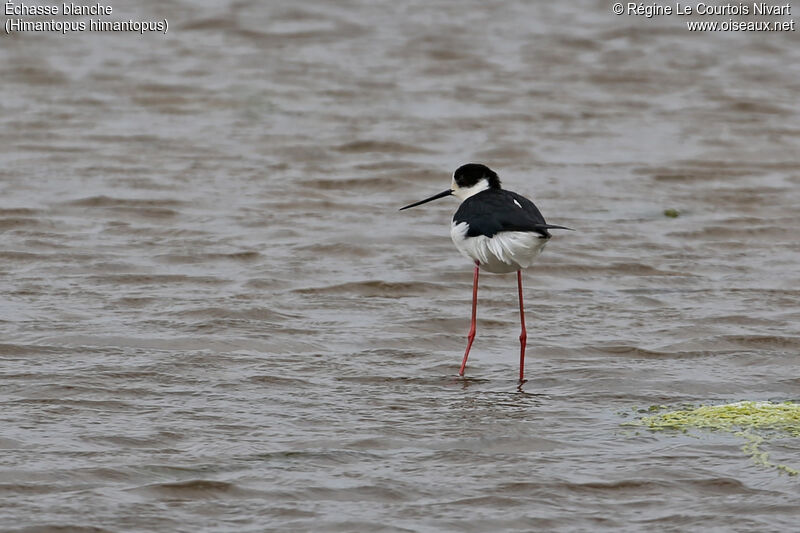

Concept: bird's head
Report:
left=399, top=163, right=500, bottom=210
left=451, top=163, right=501, bottom=201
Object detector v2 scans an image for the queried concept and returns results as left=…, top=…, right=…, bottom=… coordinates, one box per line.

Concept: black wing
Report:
left=453, top=189, right=570, bottom=238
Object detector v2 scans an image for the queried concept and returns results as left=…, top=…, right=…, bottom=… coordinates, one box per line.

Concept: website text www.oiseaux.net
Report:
left=686, top=18, right=795, bottom=30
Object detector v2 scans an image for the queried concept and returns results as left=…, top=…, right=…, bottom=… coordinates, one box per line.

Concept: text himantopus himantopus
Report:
left=400, top=163, right=571, bottom=382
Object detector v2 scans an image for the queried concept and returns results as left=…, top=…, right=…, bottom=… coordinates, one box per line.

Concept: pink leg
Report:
left=459, top=261, right=480, bottom=376
left=517, top=270, right=527, bottom=383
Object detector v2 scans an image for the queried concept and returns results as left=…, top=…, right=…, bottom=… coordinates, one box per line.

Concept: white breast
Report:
left=450, top=221, right=549, bottom=274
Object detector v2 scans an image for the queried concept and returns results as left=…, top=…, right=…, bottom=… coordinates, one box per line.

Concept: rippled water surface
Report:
left=2, top=1, right=799, bottom=531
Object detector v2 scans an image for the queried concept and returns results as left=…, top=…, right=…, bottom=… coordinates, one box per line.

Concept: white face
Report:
left=450, top=176, right=490, bottom=201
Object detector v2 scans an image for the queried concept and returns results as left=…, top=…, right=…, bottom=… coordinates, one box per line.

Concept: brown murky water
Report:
left=1, top=1, right=799, bottom=531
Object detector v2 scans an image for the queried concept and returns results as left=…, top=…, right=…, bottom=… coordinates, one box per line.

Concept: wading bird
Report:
left=400, top=163, right=571, bottom=382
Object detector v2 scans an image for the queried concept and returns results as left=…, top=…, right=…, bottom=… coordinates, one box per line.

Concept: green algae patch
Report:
left=639, top=401, right=800, bottom=436
left=631, top=401, right=800, bottom=475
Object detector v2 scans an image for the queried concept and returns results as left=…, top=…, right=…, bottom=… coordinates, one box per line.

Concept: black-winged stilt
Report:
left=400, top=163, right=571, bottom=382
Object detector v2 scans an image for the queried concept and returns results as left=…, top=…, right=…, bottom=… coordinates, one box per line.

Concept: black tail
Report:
left=537, top=224, right=574, bottom=231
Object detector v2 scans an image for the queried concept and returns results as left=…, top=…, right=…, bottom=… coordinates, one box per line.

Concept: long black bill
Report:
left=399, top=189, right=452, bottom=211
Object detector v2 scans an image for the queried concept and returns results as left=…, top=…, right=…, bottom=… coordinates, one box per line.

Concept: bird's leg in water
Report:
left=517, top=269, right=527, bottom=383
left=459, top=261, right=480, bottom=376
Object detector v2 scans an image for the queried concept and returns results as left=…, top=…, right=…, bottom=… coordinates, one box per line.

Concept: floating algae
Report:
left=639, top=401, right=800, bottom=435
left=632, top=401, right=800, bottom=475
